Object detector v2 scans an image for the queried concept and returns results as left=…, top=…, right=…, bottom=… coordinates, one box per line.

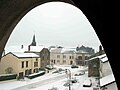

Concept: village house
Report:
left=50, top=46, right=65, bottom=65
left=88, top=45, right=106, bottom=77
left=88, top=45, right=113, bottom=77
left=88, top=57, right=100, bottom=77
left=0, top=52, right=40, bottom=78
left=50, top=45, right=93, bottom=65
left=76, top=50, right=90, bottom=66
left=25, top=46, right=50, bottom=69
left=0, top=34, right=50, bottom=79
left=4, top=34, right=50, bottom=69
left=88, top=46, right=118, bottom=90
left=50, top=47, right=76, bottom=65
left=22, top=34, right=50, bottom=69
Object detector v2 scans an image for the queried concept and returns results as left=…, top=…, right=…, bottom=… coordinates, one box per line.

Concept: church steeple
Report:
left=30, top=34, right=36, bottom=46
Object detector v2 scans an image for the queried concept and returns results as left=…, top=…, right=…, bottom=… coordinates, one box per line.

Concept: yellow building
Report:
left=0, top=52, right=41, bottom=78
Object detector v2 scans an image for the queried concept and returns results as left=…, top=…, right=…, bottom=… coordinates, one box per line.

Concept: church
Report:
left=25, top=34, right=50, bottom=69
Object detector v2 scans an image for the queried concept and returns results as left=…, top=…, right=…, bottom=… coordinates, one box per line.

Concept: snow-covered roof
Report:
left=28, top=46, right=44, bottom=52
left=61, top=48, right=76, bottom=53
left=11, top=52, right=39, bottom=58
left=5, top=45, right=46, bottom=54
left=83, top=78, right=92, bottom=86
left=89, top=56, right=99, bottom=61
left=101, top=56, right=108, bottom=63
left=89, top=54, right=108, bottom=62
left=76, top=50, right=89, bottom=54
left=97, top=54, right=106, bottom=59
left=50, top=47, right=63, bottom=53
left=50, top=47, right=89, bottom=54
left=5, top=46, right=27, bottom=54
left=100, top=73, right=115, bottom=87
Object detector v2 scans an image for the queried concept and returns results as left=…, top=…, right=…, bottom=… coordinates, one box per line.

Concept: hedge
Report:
left=0, top=74, right=17, bottom=81
left=26, top=71, right=45, bottom=79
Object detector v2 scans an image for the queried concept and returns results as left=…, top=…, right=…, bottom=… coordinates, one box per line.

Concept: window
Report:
left=63, top=55, right=66, bottom=58
left=63, top=60, right=66, bottom=64
left=26, top=61, right=28, bottom=67
left=69, top=56, right=72, bottom=59
left=51, top=59, right=53, bottom=62
left=54, top=60, right=55, bottom=64
left=36, top=58, right=38, bottom=61
left=34, top=62, right=38, bottom=67
left=70, top=61, right=73, bottom=64
left=78, top=56, right=82, bottom=60
left=57, top=60, right=60, bottom=63
left=57, top=55, right=60, bottom=58
left=22, top=61, right=24, bottom=68
left=33, top=69, right=36, bottom=73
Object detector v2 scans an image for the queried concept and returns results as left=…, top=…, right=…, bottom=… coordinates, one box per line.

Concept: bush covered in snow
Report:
left=0, top=73, right=17, bottom=81
left=26, top=71, right=45, bottom=79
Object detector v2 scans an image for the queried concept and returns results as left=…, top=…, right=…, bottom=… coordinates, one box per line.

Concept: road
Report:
left=12, top=66, right=89, bottom=90
left=0, top=66, right=98, bottom=90
left=12, top=73, right=67, bottom=90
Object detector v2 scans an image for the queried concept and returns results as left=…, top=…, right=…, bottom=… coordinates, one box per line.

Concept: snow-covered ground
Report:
left=0, top=65, right=99, bottom=90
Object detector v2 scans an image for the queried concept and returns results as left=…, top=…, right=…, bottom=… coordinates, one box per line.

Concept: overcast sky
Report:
left=5, top=2, right=101, bottom=52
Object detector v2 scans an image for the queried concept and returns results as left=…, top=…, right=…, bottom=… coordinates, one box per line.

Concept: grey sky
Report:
left=5, top=2, right=101, bottom=52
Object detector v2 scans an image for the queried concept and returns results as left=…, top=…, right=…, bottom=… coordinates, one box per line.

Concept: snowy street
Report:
left=0, top=65, right=98, bottom=90
left=12, top=73, right=66, bottom=90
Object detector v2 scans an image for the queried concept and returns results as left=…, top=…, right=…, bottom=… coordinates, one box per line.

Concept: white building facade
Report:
left=50, top=47, right=91, bottom=65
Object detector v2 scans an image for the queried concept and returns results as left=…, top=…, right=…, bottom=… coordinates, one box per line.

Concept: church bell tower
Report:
left=30, top=34, right=36, bottom=46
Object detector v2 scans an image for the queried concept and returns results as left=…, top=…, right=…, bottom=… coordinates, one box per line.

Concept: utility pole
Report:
left=65, top=69, right=71, bottom=90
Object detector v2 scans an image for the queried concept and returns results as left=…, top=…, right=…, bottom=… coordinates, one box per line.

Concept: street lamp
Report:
left=65, top=69, right=71, bottom=90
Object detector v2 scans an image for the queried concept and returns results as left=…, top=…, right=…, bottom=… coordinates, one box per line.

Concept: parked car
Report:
left=45, top=65, right=54, bottom=70
left=70, top=78, right=77, bottom=83
left=74, top=71, right=85, bottom=76
left=52, top=70, right=60, bottom=74
left=71, top=65, right=78, bottom=68
left=63, top=80, right=73, bottom=87
left=83, top=78, right=92, bottom=87
left=63, top=78, right=77, bottom=87
left=52, top=68, right=65, bottom=74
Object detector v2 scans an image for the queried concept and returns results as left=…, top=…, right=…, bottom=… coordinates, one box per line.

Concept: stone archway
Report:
left=0, top=0, right=119, bottom=88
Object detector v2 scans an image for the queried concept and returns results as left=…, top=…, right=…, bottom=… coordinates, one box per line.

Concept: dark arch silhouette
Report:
left=0, top=0, right=119, bottom=88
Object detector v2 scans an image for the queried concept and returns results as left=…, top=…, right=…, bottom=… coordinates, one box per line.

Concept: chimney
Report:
left=28, top=45, right=31, bottom=51
left=21, top=45, right=24, bottom=49
left=99, top=45, right=102, bottom=52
